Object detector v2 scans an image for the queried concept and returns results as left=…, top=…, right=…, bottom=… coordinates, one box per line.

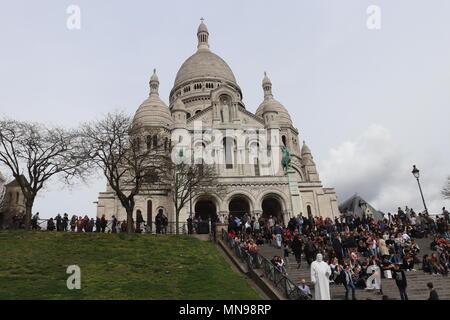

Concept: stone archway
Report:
left=194, top=200, right=217, bottom=222
left=261, top=195, right=285, bottom=224
left=228, top=196, right=251, bottom=218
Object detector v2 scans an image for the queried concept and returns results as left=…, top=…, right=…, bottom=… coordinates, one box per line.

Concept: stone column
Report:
left=218, top=210, right=229, bottom=223
left=252, top=210, right=263, bottom=219
left=287, top=167, right=305, bottom=217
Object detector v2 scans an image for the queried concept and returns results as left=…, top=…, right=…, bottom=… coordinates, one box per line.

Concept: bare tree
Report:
left=443, top=176, right=450, bottom=200
left=0, top=118, right=87, bottom=229
left=0, top=172, right=6, bottom=212
left=80, top=111, right=169, bottom=233
left=169, top=158, right=222, bottom=235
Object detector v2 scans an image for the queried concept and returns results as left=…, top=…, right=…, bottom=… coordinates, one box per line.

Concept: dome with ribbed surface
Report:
left=256, top=72, right=292, bottom=125
left=174, top=50, right=237, bottom=87
left=256, top=98, right=292, bottom=125
left=173, top=20, right=238, bottom=89
left=133, top=70, right=173, bottom=128
left=134, top=96, right=173, bottom=128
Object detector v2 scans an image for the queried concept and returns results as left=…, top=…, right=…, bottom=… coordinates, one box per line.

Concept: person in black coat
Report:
left=392, top=264, right=408, bottom=300
left=332, top=234, right=344, bottom=264
left=95, top=217, right=101, bottom=232
left=187, top=215, right=194, bottom=234
left=427, top=282, right=439, bottom=300
left=111, top=215, right=118, bottom=233
left=291, top=235, right=303, bottom=269
left=55, top=214, right=62, bottom=231
left=304, top=239, right=317, bottom=266
left=62, top=213, right=69, bottom=231
left=47, top=218, right=55, bottom=231
left=100, top=214, right=107, bottom=233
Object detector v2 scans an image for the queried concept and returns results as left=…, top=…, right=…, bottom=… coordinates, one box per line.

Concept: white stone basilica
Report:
left=96, top=21, right=339, bottom=226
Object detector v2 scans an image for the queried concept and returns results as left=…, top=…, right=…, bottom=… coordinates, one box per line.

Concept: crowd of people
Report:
left=227, top=206, right=450, bottom=300
left=7, top=210, right=172, bottom=234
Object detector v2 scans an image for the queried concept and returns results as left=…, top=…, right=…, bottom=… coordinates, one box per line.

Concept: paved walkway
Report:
left=257, top=238, right=450, bottom=300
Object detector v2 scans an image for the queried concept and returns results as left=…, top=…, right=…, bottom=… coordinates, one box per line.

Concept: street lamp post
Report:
left=412, top=165, right=428, bottom=214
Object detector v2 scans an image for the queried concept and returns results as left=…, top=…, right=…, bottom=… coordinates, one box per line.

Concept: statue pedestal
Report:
left=287, top=168, right=305, bottom=217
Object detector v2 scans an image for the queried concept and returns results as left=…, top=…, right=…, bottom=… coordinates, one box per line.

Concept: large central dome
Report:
left=174, top=49, right=237, bottom=87
left=170, top=20, right=242, bottom=107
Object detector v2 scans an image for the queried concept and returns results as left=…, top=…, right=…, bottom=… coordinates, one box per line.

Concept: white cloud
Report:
left=320, top=124, right=450, bottom=214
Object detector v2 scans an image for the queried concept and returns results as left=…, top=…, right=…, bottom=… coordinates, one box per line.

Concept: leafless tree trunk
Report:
left=0, top=172, right=6, bottom=212
left=0, top=118, right=87, bottom=230
left=169, top=160, right=222, bottom=235
left=80, top=111, right=169, bottom=233
left=443, top=176, right=450, bottom=199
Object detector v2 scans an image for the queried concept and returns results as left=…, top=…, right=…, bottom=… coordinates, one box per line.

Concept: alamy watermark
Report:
left=66, top=5, right=81, bottom=30
left=66, top=265, right=81, bottom=290
left=366, top=5, right=381, bottom=30
left=169, top=121, right=284, bottom=173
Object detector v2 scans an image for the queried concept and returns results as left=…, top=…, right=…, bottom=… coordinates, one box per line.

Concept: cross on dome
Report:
left=197, top=18, right=210, bottom=50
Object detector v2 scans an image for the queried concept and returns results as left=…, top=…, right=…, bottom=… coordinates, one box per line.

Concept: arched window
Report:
left=152, top=135, right=158, bottom=149
left=164, top=137, right=168, bottom=151
left=195, top=110, right=202, bottom=115
left=187, top=113, right=191, bottom=119
left=307, top=205, right=312, bottom=217
left=223, top=137, right=234, bottom=169
left=249, top=142, right=260, bottom=177
left=254, top=158, right=260, bottom=176
left=146, top=136, right=152, bottom=150
left=282, top=135, right=287, bottom=147
left=135, top=137, right=141, bottom=151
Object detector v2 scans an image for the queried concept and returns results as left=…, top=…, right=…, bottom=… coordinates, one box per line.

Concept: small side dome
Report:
left=256, top=72, right=292, bottom=125
left=301, top=141, right=312, bottom=157
left=256, top=99, right=292, bottom=125
left=172, top=97, right=187, bottom=113
left=133, top=69, right=173, bottom=128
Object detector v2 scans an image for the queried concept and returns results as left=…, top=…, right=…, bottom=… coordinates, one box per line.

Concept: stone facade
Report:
left=0, top=177, right=26, bottom=228
left=97, top=21, right=340, bottom=225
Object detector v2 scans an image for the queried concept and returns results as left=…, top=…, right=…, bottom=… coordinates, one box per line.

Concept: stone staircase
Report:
left=258, top=238, right=450, bottom=300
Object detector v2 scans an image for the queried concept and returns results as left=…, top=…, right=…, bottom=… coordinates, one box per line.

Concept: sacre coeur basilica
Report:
left=96, top=20, right=340, bottom=226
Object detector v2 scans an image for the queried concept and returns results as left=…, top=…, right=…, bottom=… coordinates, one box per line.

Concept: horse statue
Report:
left=281, top=146, right=291, bottom=174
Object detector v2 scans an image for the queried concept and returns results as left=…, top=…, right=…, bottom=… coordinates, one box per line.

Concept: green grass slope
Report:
left=0, top=231, right=261, bottom=300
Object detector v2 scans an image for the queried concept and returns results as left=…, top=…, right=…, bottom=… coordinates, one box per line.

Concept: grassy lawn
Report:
left=0, top=231, right=261, bottom=300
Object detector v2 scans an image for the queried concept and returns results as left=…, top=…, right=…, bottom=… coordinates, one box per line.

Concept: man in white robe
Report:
left=310, top=253, right=331, bottom=300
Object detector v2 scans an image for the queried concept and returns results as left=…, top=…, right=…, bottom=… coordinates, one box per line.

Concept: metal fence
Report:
left=26, top=219, right=189, bottom=235
left=221, top=229, right=307, bottom=300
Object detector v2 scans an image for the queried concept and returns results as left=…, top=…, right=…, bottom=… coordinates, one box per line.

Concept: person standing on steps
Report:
left=273, top=223, right=283, bottom=249
left=342, top=264, right=357, bottom=300
left=291, top=234, right=303, bottom=269
left=427, top=282, right=439, bottom=300
left=283, top=243, right=290, bottom=267
left=393, top=264, right=408, bottom=300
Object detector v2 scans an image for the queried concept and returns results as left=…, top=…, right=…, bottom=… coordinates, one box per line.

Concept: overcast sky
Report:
left=1, top=0, right=449, bottom=218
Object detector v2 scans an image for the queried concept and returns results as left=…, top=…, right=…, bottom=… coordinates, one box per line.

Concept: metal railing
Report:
left=221, top=229, right=308, bottom=300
